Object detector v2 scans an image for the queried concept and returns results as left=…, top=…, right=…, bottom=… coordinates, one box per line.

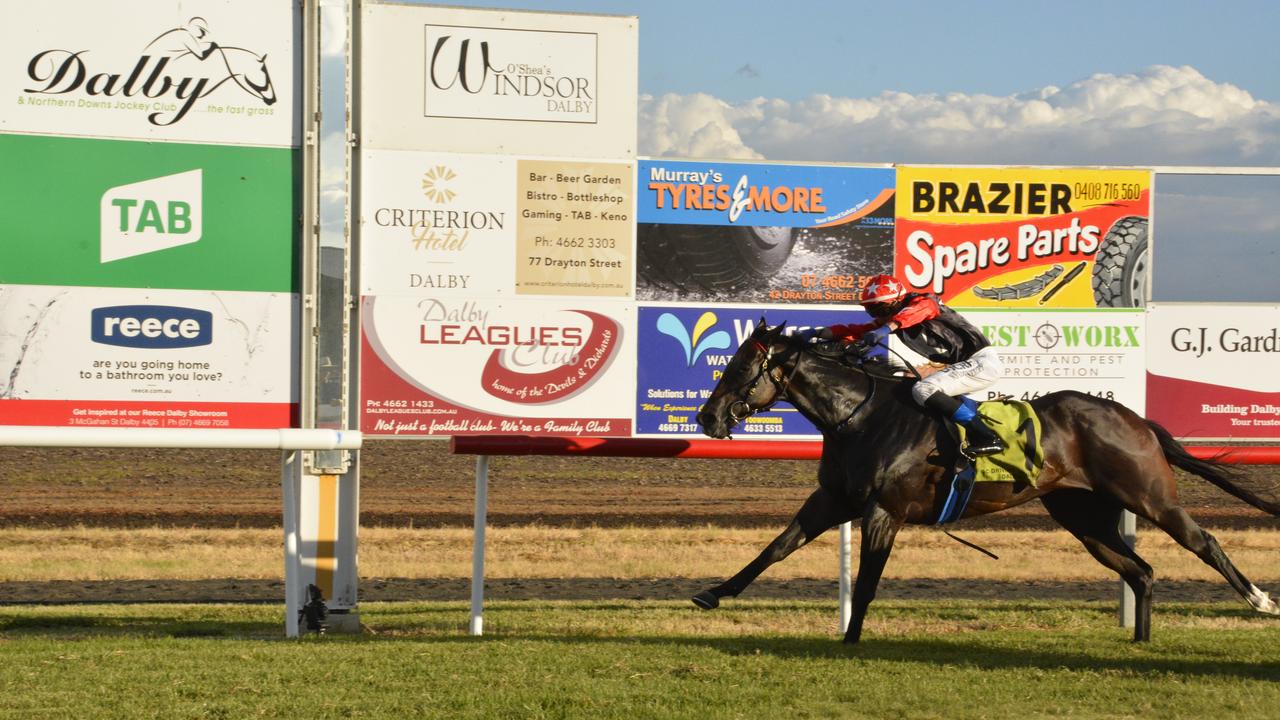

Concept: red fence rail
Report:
left=451, top=436, right=1280, bottom=464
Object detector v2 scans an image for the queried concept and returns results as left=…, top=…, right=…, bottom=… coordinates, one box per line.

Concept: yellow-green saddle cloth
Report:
left=959, top=399, right=1045, bottom=488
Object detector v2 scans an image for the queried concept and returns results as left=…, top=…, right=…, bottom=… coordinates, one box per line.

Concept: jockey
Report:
left=819, top=274, right=1006, bottom=456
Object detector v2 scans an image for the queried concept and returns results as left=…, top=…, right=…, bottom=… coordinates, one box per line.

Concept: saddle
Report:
left=937, top=398, right=1045, bottom=524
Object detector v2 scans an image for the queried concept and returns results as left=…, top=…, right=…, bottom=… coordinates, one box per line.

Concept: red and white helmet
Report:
left=859, top=274, right=907, bottom=306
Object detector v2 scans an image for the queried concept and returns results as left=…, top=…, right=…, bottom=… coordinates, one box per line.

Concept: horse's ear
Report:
left=768, top=321, right=786, bottom=341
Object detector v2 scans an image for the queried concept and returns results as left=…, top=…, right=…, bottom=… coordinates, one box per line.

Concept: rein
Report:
left=731, top=338, right=892, bottom=433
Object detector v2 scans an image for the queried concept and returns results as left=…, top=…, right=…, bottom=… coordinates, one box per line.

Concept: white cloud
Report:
left=320, top=1, right=347, bottom=59
left=639, top=65, right=1280, bottom=168
left=638, top=93, right=763, bottom=160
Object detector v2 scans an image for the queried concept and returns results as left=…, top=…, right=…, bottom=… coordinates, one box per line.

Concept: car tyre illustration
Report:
left=1091, top=216, right=1148, bottom=307
left=637, top=224, right=797, bottom=293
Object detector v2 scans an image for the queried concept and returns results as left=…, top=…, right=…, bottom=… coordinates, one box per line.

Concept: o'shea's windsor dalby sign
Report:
left=359, top=2, right=637, bottom=158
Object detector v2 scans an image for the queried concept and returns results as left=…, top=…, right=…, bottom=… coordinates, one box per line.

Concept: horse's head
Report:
left=696, top=319, right=791, bottom=439
left=219, top=46, right=277, bottom=106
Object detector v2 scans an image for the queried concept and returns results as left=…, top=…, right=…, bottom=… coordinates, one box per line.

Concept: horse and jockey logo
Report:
left=23, top=17, right=277, bottom=126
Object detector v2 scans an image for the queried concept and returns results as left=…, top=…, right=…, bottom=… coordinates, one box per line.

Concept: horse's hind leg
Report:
left=1139, top=503, right=1278, bottom=616
left=693, top=485, right=854, bottom=610
left=1041, top=489, right=1155, bottom=641
left=1103, top=451, right=1279, bottom=617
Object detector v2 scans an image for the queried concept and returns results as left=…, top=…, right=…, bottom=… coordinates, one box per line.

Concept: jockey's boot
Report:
left=923, top=394, right=1005, bottom=457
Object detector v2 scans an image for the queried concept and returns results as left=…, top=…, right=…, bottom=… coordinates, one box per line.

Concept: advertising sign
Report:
left=0, top=286, right=297, bottom=428
left=635, top=306, right=872, bottom=437
left=359, top=3, right=637, bottom=157
left=895, top=167, right=1151, bottom=308
left=0, top=0, right=298, bottom=147
left=360, top=149, right=517, bottom=297
left=1146, top=303, right=1280, bottom=439
left=516, top=158, right=633, bottom=296
left=360, top=149, right=633, bottom=298
left=939, top=309, right=1147, bottom=412
left=0, top=134, right=295, bottom=292
left=636, top=160, right=895, bottom=304
left=361, top=296, right=632, bottom=437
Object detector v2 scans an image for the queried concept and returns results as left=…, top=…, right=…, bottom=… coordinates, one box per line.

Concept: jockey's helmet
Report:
left=859, top=274, right=907, bottom=317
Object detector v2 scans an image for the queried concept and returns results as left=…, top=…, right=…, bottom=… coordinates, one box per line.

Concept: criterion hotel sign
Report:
left=424, top=24, right=597, bottom=123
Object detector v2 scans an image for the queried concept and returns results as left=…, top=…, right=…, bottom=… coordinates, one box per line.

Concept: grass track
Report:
left=2, top=600, right=1278, bottom=719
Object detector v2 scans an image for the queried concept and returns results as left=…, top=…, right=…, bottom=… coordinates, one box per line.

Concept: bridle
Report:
left=725, top=339, right=803, bottom=424
left=722, top=336, right=913, bottom=433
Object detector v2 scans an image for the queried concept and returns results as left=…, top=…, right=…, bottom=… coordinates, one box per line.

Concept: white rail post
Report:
left=839, top=521, right=852, bottom=634
left=1119, top=509, right=1136, bottom=628
left=469, top=454, right=490, bottom=636
left=282, top=450, right=302, bottom=638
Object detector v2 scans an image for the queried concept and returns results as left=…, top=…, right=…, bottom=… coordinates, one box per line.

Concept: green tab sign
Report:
left=0, top=133, right=296, bottom=292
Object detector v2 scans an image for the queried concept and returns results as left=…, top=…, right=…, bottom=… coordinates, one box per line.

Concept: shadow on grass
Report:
left=0, top=612, right=271, bottom=638
left=413, top=629, right=1280, bottom=683
left=3, top=603, right=1277, bottom=684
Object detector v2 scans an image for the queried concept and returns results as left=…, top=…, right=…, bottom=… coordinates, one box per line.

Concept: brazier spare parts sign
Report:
left=0, top=0, right=297, bottom=147
left=895, top=167, right=1151, bottom=308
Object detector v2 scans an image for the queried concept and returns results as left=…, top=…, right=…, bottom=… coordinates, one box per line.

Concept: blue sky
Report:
left=324, top=1, right=1280, bottom=301
left=438, top=0, right=1280, bottom=106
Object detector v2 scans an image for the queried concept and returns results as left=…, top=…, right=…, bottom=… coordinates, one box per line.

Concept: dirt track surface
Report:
left=1, top=443, right=1276, bottom=605
left=0, top=578, right=1253, bottom=606
left=1, top=442, right=1275, bottom=530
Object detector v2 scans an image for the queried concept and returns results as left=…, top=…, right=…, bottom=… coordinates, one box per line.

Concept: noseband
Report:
left=727, top=340, right=802, bottom=424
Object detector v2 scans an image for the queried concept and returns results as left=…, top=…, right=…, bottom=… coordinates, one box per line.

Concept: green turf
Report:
left=1, top=600, right=1277, bottom=719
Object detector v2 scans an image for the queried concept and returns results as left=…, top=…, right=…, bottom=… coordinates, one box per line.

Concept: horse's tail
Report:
left=1146, top=419, right=1280, bottom=516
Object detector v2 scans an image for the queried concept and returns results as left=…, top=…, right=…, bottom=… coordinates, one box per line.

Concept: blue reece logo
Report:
left=656, top=311, right=731, bottom=367
left=91, top=305, right=213, bottom=349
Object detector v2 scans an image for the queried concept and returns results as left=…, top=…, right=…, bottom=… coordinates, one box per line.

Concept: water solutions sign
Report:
left=359, top=2, right=637, bottom=157
left=0, top=0, right=297, bottom=147
left=635, top=307, right=872, bottom=438
left=1147, top=303, right=1280, bottom=440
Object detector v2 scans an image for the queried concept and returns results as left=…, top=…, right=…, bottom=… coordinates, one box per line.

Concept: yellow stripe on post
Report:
left=314, top=474, right=338, bottom=596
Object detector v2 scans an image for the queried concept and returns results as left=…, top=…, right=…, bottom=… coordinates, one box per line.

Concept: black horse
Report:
left=693, top=320, right=1280, bottom=643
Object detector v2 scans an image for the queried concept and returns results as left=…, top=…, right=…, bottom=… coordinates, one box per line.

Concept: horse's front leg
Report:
left=842, top=501, right=903, bottom=644
left=693, top=485, right=855, bottom=610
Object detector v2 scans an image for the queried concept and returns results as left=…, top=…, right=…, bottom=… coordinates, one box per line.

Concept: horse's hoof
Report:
left=1246, top=585, right=1280, bottom=615
left=691, top=591, right=720, bottom=610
